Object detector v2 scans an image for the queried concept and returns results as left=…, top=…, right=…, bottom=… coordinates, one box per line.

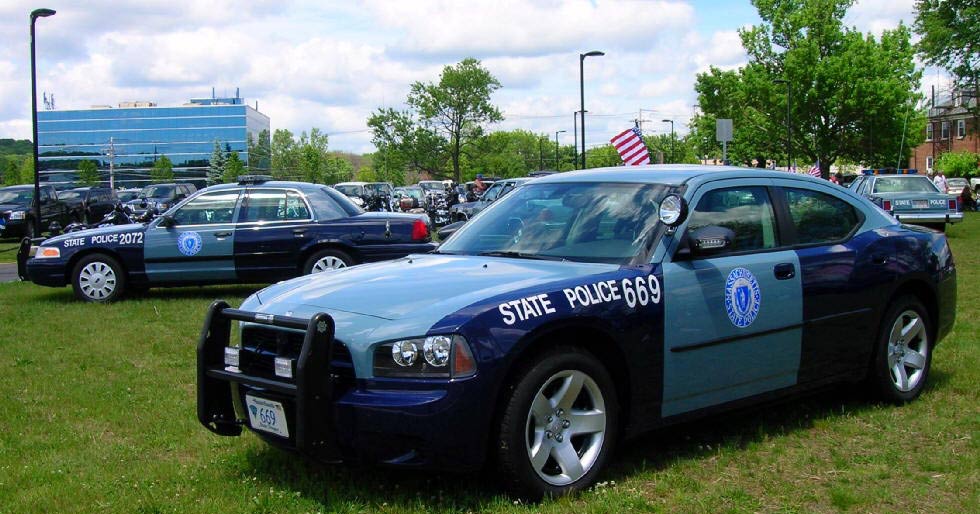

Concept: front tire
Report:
left=870, top=295, right=932, bottom=402
left=71, top=253, right=126, bottom=302
left=303, top=248, right=354, bottom=275
left=495, top=347, right=618, bottom=499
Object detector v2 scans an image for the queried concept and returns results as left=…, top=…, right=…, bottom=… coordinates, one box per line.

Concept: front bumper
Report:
left=894, top=212, right=964, bottom=224
left=197, top=302, right=490, bottom=471
left=1, top=218, right=27, bottom=237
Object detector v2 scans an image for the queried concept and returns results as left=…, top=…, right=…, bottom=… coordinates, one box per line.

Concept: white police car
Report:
left=198, top=165, right=956, bottom=498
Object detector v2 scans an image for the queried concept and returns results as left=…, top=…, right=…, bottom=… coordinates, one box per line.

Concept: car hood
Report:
left=42, top=223, right=145, bottom=246
left=254, top=253, right=617, bottom=321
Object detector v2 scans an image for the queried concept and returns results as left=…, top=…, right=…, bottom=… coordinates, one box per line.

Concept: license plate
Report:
left=245, top=395, right=289, bottom=438
left=913, top=200, right=929, bottom=209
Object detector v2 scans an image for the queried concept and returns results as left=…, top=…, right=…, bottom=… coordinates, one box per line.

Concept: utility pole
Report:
left=554, top=130, right=566, bottom=170
left=106, top=137, right=116, bottom=189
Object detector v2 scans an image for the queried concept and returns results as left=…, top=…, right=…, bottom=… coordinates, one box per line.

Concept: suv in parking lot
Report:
left=59, top=186, right=117, bottom=224
left=0, top=184, right=72, bottom=238
left=127, top=183, right=197, bottom=216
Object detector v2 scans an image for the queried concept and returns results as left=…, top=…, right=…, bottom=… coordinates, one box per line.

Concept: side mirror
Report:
left=158, top=214, right=176, bottom=228
left=686, top=225, right=735, bottom=258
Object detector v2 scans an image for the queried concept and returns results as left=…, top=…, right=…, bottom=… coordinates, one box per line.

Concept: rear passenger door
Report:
left=660, top=181, right=802, bottom=417
left=234, top=188, right=315, bottom=281
left=771, top=181, right=876, bottom=383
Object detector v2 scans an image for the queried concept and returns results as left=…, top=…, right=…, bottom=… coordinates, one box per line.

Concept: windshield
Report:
left=0, top=189, right=32, bottom=204
left=141, top=185, right=175, bottom=199
left=439, top=182, right=671, bottom=264
left=335, top=184, right=364, bottom=196
left=117, top=191, right=139, bottom=202
left=60, top=191, right=83, bottom=201
left=418, top=181, right=444, bottom=192
left=873, top=176, right=940, bottom=194
left=395, top=188, right=423, bottom=200
left=364, top=183, right=389, bottom=195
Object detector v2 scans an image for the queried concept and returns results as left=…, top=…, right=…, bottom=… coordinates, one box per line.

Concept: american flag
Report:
left=808, top=161, right=821, bottom=178
left=611, top=127, right=651, bottom=166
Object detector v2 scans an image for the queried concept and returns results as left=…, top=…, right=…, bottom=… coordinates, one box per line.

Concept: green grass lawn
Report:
left=0, top=240, right=21, bottom=264
left=0, top=216, right=977, bottom=513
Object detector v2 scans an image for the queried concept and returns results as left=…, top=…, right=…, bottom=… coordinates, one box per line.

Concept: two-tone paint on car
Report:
left=198, top=166, right=955, bottom=498
left=849, top=169, right=962, bottom=230
left=23, top=179, right=435, bottom=301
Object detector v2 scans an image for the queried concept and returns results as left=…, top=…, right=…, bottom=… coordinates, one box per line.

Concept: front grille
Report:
left=239, top=325, right=354, bottom=382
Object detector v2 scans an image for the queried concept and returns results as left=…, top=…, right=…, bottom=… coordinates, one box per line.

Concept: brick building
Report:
left=909, top=88, right=978, bottom=173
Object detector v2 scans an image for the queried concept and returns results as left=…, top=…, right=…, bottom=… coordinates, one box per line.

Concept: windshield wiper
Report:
left=478, top=251, right=563, bottom=261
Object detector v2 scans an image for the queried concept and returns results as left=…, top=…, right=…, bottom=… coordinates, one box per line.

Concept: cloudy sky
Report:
left=0, top=0, right=948, bottom=154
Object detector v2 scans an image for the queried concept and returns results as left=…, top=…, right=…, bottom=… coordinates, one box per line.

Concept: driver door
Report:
left=143, top=189, right=243, bottom=283
left=659, top=182, right=802, bottom=417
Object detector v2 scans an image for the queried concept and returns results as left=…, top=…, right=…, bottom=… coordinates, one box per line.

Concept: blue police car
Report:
left=23, top=177, right=435, bottom=302
left=197, top=165, right=956, bottom=498
left=848, top=168, right=962, bottom=230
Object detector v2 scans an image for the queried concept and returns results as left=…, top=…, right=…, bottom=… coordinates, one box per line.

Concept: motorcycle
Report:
left=425, top=191, right=451, bottom=227
left=362, top=192, right=393, bottom=212
left=63, top=202, right=157, bottom=233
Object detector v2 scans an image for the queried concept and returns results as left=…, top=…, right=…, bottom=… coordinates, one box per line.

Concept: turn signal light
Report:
left=411, top=219, right=429, bottom=240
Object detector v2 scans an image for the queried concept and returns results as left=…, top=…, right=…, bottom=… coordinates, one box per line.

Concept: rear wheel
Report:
left=71, top=253, right=126, bottom=302
left=870, top=295, right=932, bottom=402
left=303, top=248, right=354, bottom=275
left=496, top=347, right=618, bottom=499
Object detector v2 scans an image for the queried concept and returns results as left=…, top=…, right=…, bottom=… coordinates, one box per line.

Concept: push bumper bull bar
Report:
left=197, top=300, right=341, bottom=461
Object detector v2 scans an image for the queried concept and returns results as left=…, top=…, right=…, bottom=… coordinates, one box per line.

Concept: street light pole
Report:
left=554, top=130, right=566, bottom=170
left=30, top=8, right=56, bottom=238
left=774, top=79, right=791, bottom=170
left=579, top=50, right=604, bottom=169
left=662, top=119, right=674, bottom=164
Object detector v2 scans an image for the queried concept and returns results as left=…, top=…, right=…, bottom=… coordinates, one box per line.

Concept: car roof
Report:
left=531, top=164, right=833, bottom=189
left=1, top=185, right=34, bottom=190
left=204, top=181, right=329, bottom=193
left=335, top=182, right=366, bottom=186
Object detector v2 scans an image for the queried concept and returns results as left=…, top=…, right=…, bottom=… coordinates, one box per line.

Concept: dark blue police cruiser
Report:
left=197, top=165, right=956, bottom=498
left=23, top=177, right=434, bottom=302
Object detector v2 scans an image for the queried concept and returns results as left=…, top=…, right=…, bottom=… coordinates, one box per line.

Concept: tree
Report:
left=208, top=140, right=226, bottom=185
left=150, top=155, right=174, bottom=183
left=368, top=107, right=447, bottom=180
left=17, top=155, right=34, bottom=185
left=935, top=151, right=980, bottom=178
left=407, top=58, right=503, bottom=183
left=914, top=0, right=979, bottom=90
left=271, top=128, right=299, bottom=179
left=77, top=160, right=100, bottom=186
left=247, top=129, right=272, bottom=172
left=695, top=0, right=924, bottom=177
left=222, top=151, right=245, bottom=184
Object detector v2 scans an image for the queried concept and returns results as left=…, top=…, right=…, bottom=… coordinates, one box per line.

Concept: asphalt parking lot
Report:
left=0, top=263, right=17, bottom=283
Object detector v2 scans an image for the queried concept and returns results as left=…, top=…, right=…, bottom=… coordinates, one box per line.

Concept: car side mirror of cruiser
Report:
left=158, top=214, right=176, bottom=228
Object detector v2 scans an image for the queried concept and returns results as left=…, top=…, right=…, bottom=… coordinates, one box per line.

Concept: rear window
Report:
left=873, top=176, right=939, bottom=194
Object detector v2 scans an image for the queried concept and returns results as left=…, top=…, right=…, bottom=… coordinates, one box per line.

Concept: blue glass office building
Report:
left=37, top=96, right=270, bottom=188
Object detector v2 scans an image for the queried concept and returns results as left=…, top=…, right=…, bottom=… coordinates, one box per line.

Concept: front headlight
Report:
left=34, top=246, right=61, bottom=259
left=10, top=211, right=26, bottom=220
left=373, top=334, right=476, bottom=378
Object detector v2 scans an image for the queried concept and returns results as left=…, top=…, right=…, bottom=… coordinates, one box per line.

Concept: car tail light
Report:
left=411, top=219, right=429, bottom=240
left=948, top=199, right=957, bottom=211
left=882, top=200, right=892, bottom=211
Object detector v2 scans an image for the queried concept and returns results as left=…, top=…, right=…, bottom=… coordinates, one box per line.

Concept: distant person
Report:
left=959, top=186, right=976, bottom=211
left=474, top=174, right=487, bottom=193
left=932, top=170, right=948, bottom=192
left=830, top=173, right=842, bottom=185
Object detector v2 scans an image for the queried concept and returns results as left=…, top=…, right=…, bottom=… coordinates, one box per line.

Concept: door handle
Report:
left=872, top=253, right=889, bottom=265
left=292, top=228, right=307, bottom=235
left=774, top=262, right=795, bottom=280
left=214, top=231, right=232, bottom=238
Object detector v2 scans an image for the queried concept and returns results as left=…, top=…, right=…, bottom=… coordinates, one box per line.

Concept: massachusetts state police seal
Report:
left=725, top=267, right=761, bottom=328
left=176, top=231, right=203, bottom=256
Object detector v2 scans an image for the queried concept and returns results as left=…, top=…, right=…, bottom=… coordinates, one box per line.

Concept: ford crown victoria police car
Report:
left=198, top=165, right=955, bottom=498
left=22, top=178, right=434, bottom=302
left=849, top=169, right=962, bottom=230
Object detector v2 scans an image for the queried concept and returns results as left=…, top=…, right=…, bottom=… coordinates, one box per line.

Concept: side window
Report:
left=687, top=186, right=778, bottom=254
left=784, top=188, right=860, bottom=244
left=482, top=184, right=502, bottom=202
left=286, top=192, right=311, bottom=220
left=241, top=189, right=286, bottom=222
left=172, top=190, right=239, bottom=225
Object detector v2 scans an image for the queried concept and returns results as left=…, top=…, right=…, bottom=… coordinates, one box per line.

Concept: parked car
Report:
left=0, top=184, right=72, bottom=238
left=450, top=177, right=531, bottom=222
left=115, top=188, right=142, bottom=203
left=21, top=177, right=435, bottom=302
left=127, top=183, right=197, bottom=217
left=945, top=177, right=969, bottom=195
left=848, top=169, right=962, bottom=231
left=197, top=166, right=956, bottom=498
left=59, top=186, right=118, bottom=224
